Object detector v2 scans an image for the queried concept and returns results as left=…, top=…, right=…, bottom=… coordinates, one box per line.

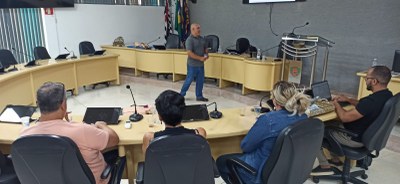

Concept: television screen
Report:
left=0, top=0, right=74, bottom=8
left=244, top=0, right=296, bottom=3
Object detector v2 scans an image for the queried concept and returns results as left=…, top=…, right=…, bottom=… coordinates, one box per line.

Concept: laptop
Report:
left=153, top=45, right=166, bottom=50
left=311, top=80, right=350, bottom=107
left=0, top=105, right=37, bottom=123
left=55, top=53, right=69, bottom=60
left=89, top=50, right=106, bottom=56
left=181, top=104, right=210, bottom=122
left=83, top=107, right=122, bottom=125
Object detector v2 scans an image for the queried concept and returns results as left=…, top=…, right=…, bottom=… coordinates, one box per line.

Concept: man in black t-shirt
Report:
left=311, top=65, right=393, bottom=176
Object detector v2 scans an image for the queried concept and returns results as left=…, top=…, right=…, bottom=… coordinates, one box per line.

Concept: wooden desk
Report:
left=357, top=72, right=400, bottom=99
left=0, top=107, right=340, bottom=184
left=0, top=55, right=120, bottom=110
left=102, top=46, right=290, bottom=95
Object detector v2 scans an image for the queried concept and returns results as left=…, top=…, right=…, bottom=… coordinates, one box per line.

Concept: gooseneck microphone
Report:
left=12, top=47, right=37, bottom=67
left=126, top=85, right=143, bottom=122
left=146, top=36, right=161, bottom=45
left=64, top=47, right=77, bottom=59
left=207, top=102, right=223, bottom=119
left=290, top=22, right=310, bottom=37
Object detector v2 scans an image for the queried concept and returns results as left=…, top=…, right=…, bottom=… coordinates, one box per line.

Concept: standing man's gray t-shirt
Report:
left=186, top=34, right=207, bottom=67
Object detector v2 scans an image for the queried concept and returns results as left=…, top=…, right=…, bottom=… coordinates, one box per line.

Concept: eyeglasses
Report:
left=364, top=76, right=380, bottom=83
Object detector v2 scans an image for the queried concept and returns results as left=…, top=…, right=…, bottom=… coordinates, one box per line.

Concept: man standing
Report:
left=311, top=65, right=393, bottom=176
left=180, top=23, right=209, bottom=101
left=20, top=82, right=119, bottom=184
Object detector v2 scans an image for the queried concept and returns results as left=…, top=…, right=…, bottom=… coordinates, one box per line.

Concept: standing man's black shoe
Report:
left=196, top=97, right=209, bottom=102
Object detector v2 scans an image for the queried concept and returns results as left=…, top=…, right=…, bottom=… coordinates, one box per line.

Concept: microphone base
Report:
left=209, top=110, right=222, bottom=119
left=70, top=56, right=78, bottom=59
left=7, top=67, right=18, bottom=72
left=24, top=60, right=37, bottom=67
left=129, top=113, right=143, bottom=122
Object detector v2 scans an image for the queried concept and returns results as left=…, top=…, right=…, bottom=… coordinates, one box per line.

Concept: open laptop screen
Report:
left=83, top=107, right=121, bottom=124
left=311, top=80, right=332, bottom=100
left=181, top=104, right=210, bottom=122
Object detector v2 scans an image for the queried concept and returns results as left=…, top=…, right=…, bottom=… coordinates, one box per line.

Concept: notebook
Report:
left=311, top=81, right=350, bottom=107
left=0, top=105, right=36, bottom=123
left=181, top=104, right=210, bottom=122
left=55, top=53, right=69, bottom=60
left=83, top=107, right=121, bottom=124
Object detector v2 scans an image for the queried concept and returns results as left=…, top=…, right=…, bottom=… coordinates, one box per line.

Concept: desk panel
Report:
left=221, top=56, right=244, bottom=84
left=31, top=62, right=76, bottom=94
left=105, top=48, right=136, bottom=69
left=76, top=56, right=120, bottom=86
left=136, top=51, right=173, bottom=73
left=0, top=73, right=33, bottom=110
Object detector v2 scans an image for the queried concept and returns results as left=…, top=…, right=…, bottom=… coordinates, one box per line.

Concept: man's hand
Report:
left=332, top=95, right=350, bottom=102
left=94, top=121, right=107, bottom=129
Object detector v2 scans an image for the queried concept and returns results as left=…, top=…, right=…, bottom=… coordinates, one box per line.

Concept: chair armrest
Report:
left=326, top=126, right=358, bottom=138
left=227, top=157, right=257, bottom=176
left=136, top=162, right=144, bottom=184
left=212, top=158, right=220, bottom=178
left=101, top=164, right=112, bottom=179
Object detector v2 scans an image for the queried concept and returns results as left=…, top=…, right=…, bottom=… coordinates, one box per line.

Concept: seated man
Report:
left=142, top=90, right=206, bottom=154
left=311, top=65, right=393, bottom=176
left=20, top=82, right=119, bottom=184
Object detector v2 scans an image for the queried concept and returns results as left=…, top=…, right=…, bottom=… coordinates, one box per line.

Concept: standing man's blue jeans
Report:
left=180, top=65, right=205, bottom=98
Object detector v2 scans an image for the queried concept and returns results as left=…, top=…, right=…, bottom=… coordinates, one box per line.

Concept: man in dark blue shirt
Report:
left=180, top=23, right=209, bottom=102
left=311, top=65, right=393, bottom=176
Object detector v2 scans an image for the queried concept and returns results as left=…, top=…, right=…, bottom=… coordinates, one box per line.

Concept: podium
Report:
left=280, top=34, right=334, bottom=86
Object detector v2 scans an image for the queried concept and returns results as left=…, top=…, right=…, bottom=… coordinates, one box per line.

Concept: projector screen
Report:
left=244, top=0, right=296, bottom=3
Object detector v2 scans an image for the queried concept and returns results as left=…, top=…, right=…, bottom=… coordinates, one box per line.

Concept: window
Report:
left=0, top=8, right=45, bottom=63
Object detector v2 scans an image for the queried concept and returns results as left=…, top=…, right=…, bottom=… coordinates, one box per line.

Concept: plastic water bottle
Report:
left=256, top=49, right=261, bottom=60
left=218, top=45, right=222, bottom=53
left=372, top=58, right=378, bottom=66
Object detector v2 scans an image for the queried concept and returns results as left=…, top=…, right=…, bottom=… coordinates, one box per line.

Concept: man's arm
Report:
left=142, top=132, right=154, bottom=155
left=333, top=95, right=359, bottom=106
left=196, top=127, right=207, bottom=138
left=333, top=100, right=363, bottom=123
left=187, top=50, right=206, bottom=62
left=95, top=121, right=119, bottom=148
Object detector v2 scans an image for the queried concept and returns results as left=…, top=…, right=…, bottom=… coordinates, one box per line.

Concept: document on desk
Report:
left=0, top=107, right=21, bottom=123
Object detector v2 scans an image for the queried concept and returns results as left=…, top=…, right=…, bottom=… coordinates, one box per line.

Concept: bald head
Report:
left=190, top=23, right=201, bottom=37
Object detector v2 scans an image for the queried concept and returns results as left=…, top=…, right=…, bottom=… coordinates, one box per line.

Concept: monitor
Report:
left=392, top=50, right=400, bottom=73
left=55, top=53, right=69, bottom=60
left=0, top=0, right=74, bottom=8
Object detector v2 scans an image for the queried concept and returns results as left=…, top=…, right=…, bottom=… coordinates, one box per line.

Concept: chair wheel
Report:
left=361, top=173, right=368, bottom=179
left=312, top=177, right=319, bottom=183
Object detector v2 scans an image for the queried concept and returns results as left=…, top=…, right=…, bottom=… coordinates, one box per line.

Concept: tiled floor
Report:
left=67, top=73, right=400, bottom=184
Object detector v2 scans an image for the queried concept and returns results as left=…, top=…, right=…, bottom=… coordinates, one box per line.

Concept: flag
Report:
left=175, top=0, right=191, bottom=44
left=164, top=0, right=172, bottom=42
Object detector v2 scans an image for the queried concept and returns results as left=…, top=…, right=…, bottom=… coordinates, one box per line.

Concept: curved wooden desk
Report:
left=102, top=46, right=290, bottom=95
left=0, top=55, right=120, bottom=110
left=0, top=106, right=340, bottom=183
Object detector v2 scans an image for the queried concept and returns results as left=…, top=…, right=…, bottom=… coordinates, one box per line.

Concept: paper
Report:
left=0, top=108, right=21, bottom=122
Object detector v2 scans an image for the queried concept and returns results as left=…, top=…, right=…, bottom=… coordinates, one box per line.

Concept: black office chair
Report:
left=236, top=38, right=250, bottom=54
left=312, top=93, right=400, bottom=184
left=33, top=46, right=51, bottom=60
left=79, top=41, right=96, bottom=55
left=226, top=118, right=324, bottom=184
left=136, top=134, right=219, bottom=184
left=205, top=35, right=219, bottom=53
left=0, top=49, right=18, bottom=70
left=165, top=34, right=181, bottom=49
left=11, top=134, right=126, bottom=184
left=0, top=151, right=20, bottom=184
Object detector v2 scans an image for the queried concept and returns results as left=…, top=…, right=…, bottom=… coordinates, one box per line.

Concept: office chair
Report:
left=312, top=93, right=400, bottom=184
left=236, top=38, right=250, bottom=54
left=205, top=35, right=219, bottom=53
left=136, top=134, right=219, bottom=184
left=165, top=34, right=180, bottom=49
left=226, top=118, right=324, bottom=184
left=0, top=151, right=20, bottom=184
left=0, top=49, right=18, bottom=70
left=33, top=46, right=51, bottom=60
left=79, top=41, right=96, bottom=55
left=11, top=134, right=126, bottom=184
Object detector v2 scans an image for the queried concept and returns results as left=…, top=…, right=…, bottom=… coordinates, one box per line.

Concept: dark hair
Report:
left=371, top=65, right=392, bottom=85
left=36, top=82, right=66, bottom=114
left=155, top=90, right=185, bottom=126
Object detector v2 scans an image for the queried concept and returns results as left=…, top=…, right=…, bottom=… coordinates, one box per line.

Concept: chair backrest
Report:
left=79, top=41, right=95, bottom=55
left=0, top=49, right=18, bottom=68
left=205, top=35, right=219, bottom=53
left=143, top=134, right=215, bottom=184
left=362, top=93, right=400, bottom=151
left=236, top=38, right=250, bottom=54
left=262, top=118, right=324, bottom=184
left=33, top=46, right=51, bottom=60
left=165, top=34, right=180, bottom=49
left=11, top=134, right=95, bottom=184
